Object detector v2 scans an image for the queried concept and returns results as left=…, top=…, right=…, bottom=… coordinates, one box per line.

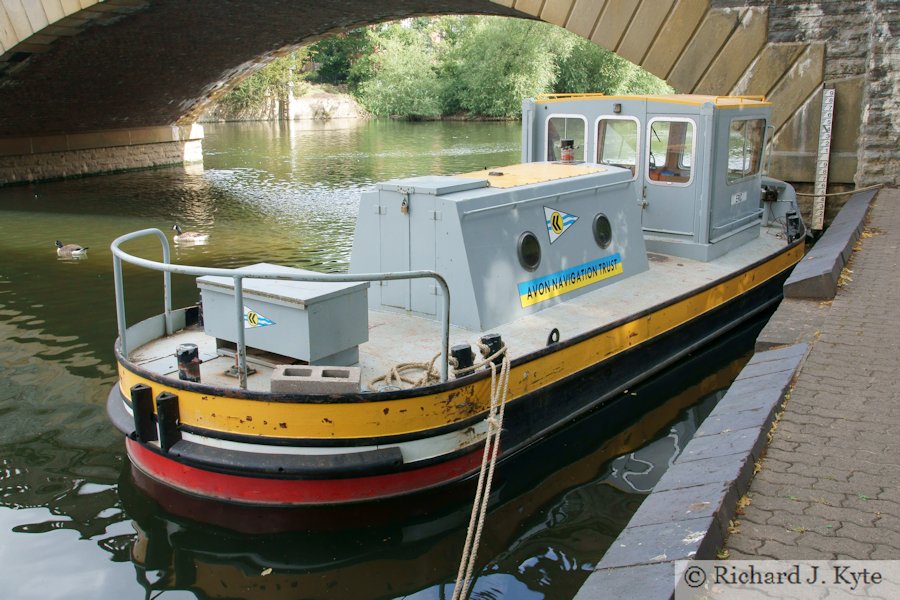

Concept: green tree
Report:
left=554, top=38, right=671, bottom=95
left=554, top=37, right=632, bottom=94
left=616, top=64, right=672, bottom=95
left=220, top=50, right=308, bottom=111
left=447, top=18, right=576, bottom=118
left=307, top=31, right=371, bottom=86
left=354, top=22, right=442, bottom=118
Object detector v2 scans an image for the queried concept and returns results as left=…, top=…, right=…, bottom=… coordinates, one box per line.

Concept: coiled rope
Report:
left=451, top=341, right=510, bottom=600
left=367, top=353, right=441, bottom=390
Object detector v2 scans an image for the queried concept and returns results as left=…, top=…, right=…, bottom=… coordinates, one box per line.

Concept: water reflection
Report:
left=116, top=314, right=764, bottom=600
left=0, top=119, right=761, bottom=599
left=0, top=120, right=521, bottom=599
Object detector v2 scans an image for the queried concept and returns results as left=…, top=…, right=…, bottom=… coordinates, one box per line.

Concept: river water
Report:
left=0, top=119, right=760, bottom=599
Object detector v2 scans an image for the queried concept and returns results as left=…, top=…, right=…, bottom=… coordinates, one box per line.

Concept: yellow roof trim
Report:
left=535, top=93, right=770, bottom=108
left=457, top=162, right=607, bottom=188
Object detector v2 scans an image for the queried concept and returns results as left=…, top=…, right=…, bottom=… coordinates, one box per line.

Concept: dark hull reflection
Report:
left=120, top=311, right=770, bottom=599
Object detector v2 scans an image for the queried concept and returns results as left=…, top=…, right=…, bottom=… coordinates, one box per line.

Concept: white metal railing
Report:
left=111, top=228, right=451, bottom=389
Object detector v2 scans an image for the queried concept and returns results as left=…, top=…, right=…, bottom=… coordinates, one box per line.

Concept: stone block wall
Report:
left=716, top=0, right=900, bottom=187
left=0, top=125, right=203, bottom=185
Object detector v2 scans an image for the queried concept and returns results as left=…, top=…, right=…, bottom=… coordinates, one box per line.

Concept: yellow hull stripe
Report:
left=117, top=245, right=802, bottom=441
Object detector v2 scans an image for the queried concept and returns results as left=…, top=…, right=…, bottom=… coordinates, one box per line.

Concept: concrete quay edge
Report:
left=574, top=190, right=877, bottom=600
left=783, top=189, right=877, bottom=300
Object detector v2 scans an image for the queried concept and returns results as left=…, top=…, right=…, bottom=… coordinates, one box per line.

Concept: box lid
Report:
left=376, top=175, right=488, bottom=196
left=197, top=263, right=368, bottom=308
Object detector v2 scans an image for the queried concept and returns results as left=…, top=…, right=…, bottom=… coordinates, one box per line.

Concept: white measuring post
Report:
left=812, top=87, right=835, bottom=231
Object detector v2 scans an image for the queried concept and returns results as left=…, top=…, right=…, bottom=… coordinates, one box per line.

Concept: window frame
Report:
left=594, top=115, right=640, bottom=181
left=725, top=117, right=767, bottom=184
left=645, top=116, right=697, bottom=188
left=544, top=114, right=588, bottom=162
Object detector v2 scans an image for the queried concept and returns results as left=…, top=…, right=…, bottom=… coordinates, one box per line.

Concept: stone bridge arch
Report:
left=0, top=0, right=896, bottom=188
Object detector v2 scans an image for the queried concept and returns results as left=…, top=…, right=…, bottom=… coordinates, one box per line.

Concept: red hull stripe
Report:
left=126, top=438, right=484, bottom=505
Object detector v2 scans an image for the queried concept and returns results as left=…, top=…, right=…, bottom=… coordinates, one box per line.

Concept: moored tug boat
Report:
left=107, top=94, right=806, bottom=507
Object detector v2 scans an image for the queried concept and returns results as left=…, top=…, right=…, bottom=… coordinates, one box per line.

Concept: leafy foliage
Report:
left=220, top=49, right=308, bottom=111
left=216, top=16, right=672, bottom=119
left=307, top=31, right=372, bottom=86
left=445, top=18, right=576, bottom=117
left=355, top=24, right=443, bottom=118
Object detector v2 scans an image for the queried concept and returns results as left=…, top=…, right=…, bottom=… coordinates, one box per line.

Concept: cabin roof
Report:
left=457, top=162, right=611, bottom=189
left=534, top=93, right=771, bottom=109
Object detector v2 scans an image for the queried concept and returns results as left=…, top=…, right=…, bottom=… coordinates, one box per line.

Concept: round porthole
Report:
left=592, top=214, right=612, bottom=249
left=517, top=231, right=541, bottom=271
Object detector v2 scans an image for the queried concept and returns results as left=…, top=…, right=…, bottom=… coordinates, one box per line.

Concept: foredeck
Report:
left=128, top=224, right=789, bottom=393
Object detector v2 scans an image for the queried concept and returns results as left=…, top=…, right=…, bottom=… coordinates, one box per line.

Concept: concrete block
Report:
left=628, top=482, right=737, bottom=531
left=654, top=453, right=755, bottom=496
left=597, top=515, right=724, bottom=570
left=565, top=0, right=604, bottom=39
left=769, top=44, right=825, bottom=130
left=617, top=0, right=675, bottom=65
left=270, top=365, right=361, bottom=394
left=744, top=342, right=808, bottom=365
left=590, top=0, right=639, bottom=51
left=642, top=0, right=707, bottom=78
left=756, top=300, right=828, bottom=350
left=539, top=0, right=571, bottom=27
left=784, top=189, right=876, bottom=299
left=575, top=562, right=680, bottom=600
left=669, top=9, right=740, bottom=92
left=677, top=427, right=766, bottom=464
left=695, top=9, right=767, bottom=95
left=694, top=404, right=776, bottom=439
left=733, top=43, right=807, bottom=97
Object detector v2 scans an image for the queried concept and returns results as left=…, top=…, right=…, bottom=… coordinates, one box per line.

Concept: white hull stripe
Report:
left=123, top=400, right=487, bottom=464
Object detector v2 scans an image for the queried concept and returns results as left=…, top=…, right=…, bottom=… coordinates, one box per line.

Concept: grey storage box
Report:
left=197, top=263, right=369, bottom=366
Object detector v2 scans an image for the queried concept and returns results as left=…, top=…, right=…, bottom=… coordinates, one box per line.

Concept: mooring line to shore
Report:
left=452, top=342, right=511, bottom=600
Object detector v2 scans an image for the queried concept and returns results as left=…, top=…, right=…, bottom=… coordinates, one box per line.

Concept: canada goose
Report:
left=172, top=223, right=209, bottom=244
left=56, top=240, right=88, bottom=257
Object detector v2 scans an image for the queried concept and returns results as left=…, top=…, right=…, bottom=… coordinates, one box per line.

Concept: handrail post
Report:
left=437, top=278, right=451, bottom=383
left=162, top=237, right=173, bottom=335
left=113, top=254, right=127, bottom=357
left=233, top=275, right=248, bottom=390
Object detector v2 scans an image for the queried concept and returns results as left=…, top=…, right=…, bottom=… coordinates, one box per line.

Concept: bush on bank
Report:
left=215, top=16, right=672, bottom=121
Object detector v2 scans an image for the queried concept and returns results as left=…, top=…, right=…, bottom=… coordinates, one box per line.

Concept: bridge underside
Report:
left=0, top=0, right=894, bottom=188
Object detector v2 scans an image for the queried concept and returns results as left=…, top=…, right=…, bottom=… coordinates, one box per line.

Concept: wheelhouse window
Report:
left=646, top=118, right=695, bottom=186
left=546, top=115, right=586, bottom=162
left=727, top=118, right=766, bottom=183
left=596, top=117, right=639, bottom=178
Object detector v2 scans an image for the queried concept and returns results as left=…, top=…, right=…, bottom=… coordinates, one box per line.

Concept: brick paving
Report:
left=725, top=188, right=900, bottom=559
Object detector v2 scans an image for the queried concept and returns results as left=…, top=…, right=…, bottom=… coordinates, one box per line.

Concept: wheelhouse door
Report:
left=642, top=116, right=698, bottom=238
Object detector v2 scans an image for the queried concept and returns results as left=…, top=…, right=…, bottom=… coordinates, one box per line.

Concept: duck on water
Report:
left=172, top=223, right=209, bottom=244
left=56, top=240, right=88, bottom=257
left=107, top=94, right=806, bottom=507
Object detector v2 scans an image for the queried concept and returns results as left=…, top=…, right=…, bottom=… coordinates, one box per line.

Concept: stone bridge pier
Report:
left=0, top=0, right=896, bottom=188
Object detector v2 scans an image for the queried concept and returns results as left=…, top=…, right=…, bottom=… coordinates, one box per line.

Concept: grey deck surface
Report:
left=131, top=224, right=787, bottom=392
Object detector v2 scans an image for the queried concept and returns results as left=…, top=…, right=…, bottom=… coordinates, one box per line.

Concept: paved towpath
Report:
left=725, top=188, right=900, bottom=559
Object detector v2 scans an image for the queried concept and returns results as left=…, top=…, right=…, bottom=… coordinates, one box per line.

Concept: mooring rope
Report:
left=451, top=341, right=511, bottom=600
left=793, top=183, right=883, bottom=197
left=367, top=352, right=442, bottom=391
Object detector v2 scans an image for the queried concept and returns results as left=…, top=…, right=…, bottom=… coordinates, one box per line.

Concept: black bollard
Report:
left=130, top=383, right=157, bottom=442
left=155, top=392, right=181, bottom=452
left=480, top=333, right=503, bottom=368
left=451, top=344, right=475, bottom=372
